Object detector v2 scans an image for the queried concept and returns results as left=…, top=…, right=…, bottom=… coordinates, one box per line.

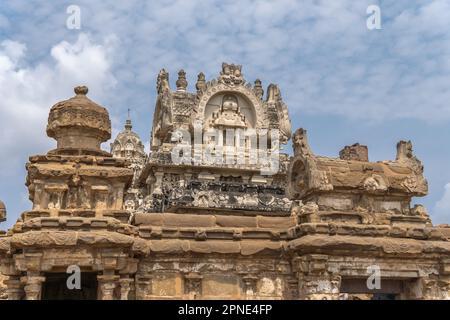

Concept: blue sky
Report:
left=1, top=0, right=450, bottom=228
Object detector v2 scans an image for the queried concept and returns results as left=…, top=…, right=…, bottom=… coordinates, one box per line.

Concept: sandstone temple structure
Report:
left=1, top=63, right=450, bottom=300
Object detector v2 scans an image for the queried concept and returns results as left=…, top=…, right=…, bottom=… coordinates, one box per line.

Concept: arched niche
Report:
left=204, top=92, right=257, bottom=130
left=194, top=82, right=265, bottom=129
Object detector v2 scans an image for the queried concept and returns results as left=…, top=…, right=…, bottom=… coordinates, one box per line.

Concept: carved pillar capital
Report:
left=97, top=275, right=119, bottom=300
left=184, top=272, right=202, bottom=300
left=135, top=275, right=153, bottom=300
left=242, top=275, right=258, bottom=299
left=21, top=273, right=45, bottom=300
left=4, top=277, right=24, bottom=300
left=293, top=255, right=341, bottom=300
left=298, top=273, right=341, bottom=300
left=119, top=278, right=134, bottom=300
left=420, top=277, right=450, bottom=300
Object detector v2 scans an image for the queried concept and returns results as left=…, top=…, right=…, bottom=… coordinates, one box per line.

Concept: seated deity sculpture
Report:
left=212, top=94, right=246, bottom=128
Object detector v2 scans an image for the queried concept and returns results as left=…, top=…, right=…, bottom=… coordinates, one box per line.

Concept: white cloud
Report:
left=433, top=183, right=450, bottom=225
left=0, top=33, right=117, bottom=177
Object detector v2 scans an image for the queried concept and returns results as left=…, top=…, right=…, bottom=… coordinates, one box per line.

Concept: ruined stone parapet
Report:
left=339, top=143, right=368, bottom=162
left=25, top=154, right=133, bottom=215
left=288, top=128, right=429, bottom=226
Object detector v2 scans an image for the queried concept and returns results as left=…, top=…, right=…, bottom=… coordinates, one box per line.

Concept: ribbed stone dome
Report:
left=46, top=86, right=111, bottom=156
left=111, top=118, right=146, bottom=160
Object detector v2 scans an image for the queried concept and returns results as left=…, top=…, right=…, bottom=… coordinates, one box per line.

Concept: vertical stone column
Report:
left=184, top=273, right=202, bottom=300
left=295, top=254, right=341, bottom=300
left=119, top=278, right=134, bottom=300
left=4, top=277, right=24, bottom=300
left=416, top=277, right=450, bottom=300
left=97, top=275, right=119, bottom=300
left=242, top=275, right=258, bottom=300
left=298, top=274, right=341, bottom=300
left=135, top=275, right=152, bottom=300
left=21, top=272, right=45, bottom=300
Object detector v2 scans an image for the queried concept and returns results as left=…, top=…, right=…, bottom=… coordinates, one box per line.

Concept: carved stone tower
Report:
left=1, top=66, right=450, bottom=301
left=0, top=86, right=138, bottom=300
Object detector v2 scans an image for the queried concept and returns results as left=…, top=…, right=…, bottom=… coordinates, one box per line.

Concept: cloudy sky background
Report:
left=1, top=0, right=450, bottom=228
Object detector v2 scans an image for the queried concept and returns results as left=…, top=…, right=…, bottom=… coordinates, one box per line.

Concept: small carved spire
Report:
left=196, top=72, right=206, bottom=93
left=253, top=79, right=264, bottom=100
left=125, top=108, right=132, bottom=131
left=396, top=140, right=424, bottom=174
left=157, top=69, right=170, bottom=94
left=176, top=69, right=188, bottom=92
left=292, top=128, right=313, bottom=157
left=266, top=84, right=281, bottom=104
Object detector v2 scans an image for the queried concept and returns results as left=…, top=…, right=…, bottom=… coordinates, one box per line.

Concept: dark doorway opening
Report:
left=340, top=278, right=403, bottom=300
left=42, top=272, right=98, bottom=300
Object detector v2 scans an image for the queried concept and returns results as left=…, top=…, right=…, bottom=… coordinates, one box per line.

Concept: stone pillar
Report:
left=119, top=278, right=134, bottom=300
left=295, top=254, right=341, bottom=300
left=298, top=274, right=341, bottom=300
left=242, top=275, right=258, bottom=300
left=21, top=273, right=45, bottom=300
left=184, top=273, right=202, bottom=300
left=135, top=275, right=152, bottom=300
left=401, top=261, right=450, bottom=300
left=97, top=275, right=119, bottom=300
left=4, top=277, right=24, bottom=300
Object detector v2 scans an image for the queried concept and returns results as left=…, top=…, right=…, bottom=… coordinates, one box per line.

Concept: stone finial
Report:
left=46, top=85, right=111, bottom=156
left=0, top=200, right=6, bottom=222
left=396, top=140, right=413, bottom=161
left=219, top=62, right=244, bottom=86
left=266, top=84, right=282, bottom=104
left=253, top=79, right=264, bottom=100
left=74, top=85, right=88, bottom=95
left=396, top=140, right=424, bottom=175
left=196, top=72, right=206, bottom=93
left=339, top=143, right=368, bottom=162
left=157, top=69, right=170, bottom=93
left=292, top=128, right=313, bottom=156
left=176, top=69, right=188, bottom=92
left=125, top=108, right=132, bottom=131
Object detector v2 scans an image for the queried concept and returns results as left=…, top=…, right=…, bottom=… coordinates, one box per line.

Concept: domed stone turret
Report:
left=110, top=116, right=146, bottom=161
left=0, top=200, right=6, bottom=222
left=46, top=86, right=111, bottom=156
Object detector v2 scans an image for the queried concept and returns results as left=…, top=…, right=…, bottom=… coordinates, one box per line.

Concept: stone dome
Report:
left=111, top=118, right=146, bottom=161
left=46, top=86, right=111, bottom=156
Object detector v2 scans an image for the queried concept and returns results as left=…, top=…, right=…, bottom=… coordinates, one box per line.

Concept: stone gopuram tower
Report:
left=1, top=64, right=450, bottom=300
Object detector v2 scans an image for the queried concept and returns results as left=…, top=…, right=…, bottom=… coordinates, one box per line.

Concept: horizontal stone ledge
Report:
left=137, top=226, right=288, bottom=241
left=288, top=234, right=450, bottom=255
left=290, top=222, right=448, bottom=241
left=8, top=230, right=136, bottom=249
left=134, top=212, right=295, bottom=229
left=147, top=239, right=286, bottom=256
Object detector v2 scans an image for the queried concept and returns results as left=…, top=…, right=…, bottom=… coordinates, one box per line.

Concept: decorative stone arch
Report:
left=195, top=83, right=266, bottom=129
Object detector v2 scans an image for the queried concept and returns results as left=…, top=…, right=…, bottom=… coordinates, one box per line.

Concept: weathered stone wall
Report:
left=135, top=255, right=294, bottom=300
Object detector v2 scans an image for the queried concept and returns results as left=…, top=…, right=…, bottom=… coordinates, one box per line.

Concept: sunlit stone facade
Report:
left=0, top=64, right=449, bottom=300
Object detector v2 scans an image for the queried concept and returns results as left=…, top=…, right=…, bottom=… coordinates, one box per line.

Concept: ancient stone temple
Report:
left=0, top=63, right=450, bottom=300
